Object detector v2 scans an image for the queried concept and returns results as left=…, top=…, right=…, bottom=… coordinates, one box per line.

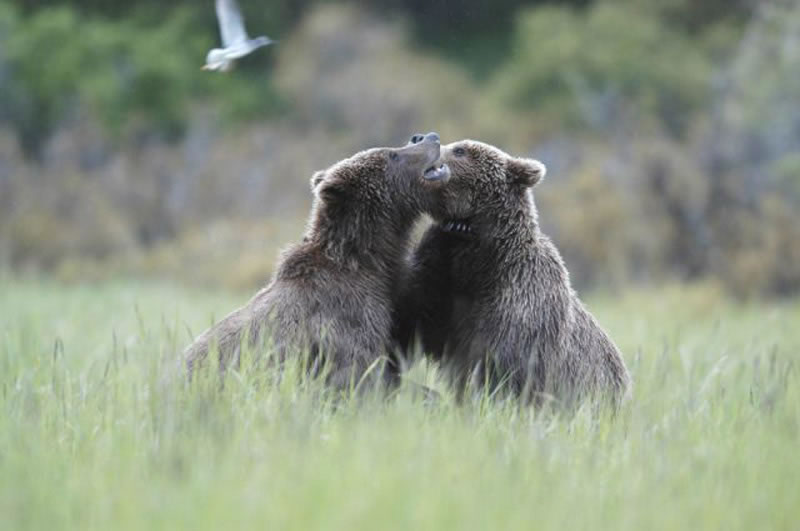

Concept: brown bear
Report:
left=397, top=138, right=631, bottom=408
left=184, top=133, right=448, bottom=392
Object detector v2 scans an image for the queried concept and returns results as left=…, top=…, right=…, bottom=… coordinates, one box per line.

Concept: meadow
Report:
left=1, top=276, right=798, bottom=530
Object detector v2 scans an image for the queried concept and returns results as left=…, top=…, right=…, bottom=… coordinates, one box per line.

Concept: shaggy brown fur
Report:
left=184, top=134, right=444, bottom=391
left=397, top=139, right=631, bottom=407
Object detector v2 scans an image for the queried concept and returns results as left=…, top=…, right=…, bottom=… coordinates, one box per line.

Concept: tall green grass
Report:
left=1, top=277, right=798, bottom=530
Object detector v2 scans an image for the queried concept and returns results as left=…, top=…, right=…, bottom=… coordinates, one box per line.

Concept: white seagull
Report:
left=203, top=0, right=275, bottom=72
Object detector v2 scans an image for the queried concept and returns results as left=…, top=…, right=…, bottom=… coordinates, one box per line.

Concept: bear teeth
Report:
left=442, top=220, right=473, bottom=234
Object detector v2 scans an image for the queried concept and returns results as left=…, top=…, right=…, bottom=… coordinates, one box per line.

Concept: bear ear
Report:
left=310, top=170, right=326, bottom=191
left=507, top=157, right=546, bottom=188
left=316, top=174, right=349, bottom=204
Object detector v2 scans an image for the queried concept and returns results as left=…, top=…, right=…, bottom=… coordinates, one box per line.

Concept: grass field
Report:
left=1, top=276, right=798, bottom=530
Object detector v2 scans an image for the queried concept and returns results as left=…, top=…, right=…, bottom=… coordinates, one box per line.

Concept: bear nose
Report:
left=410, top=134, right=425, bottom=145
left=424, top=132, right=440, bottom=143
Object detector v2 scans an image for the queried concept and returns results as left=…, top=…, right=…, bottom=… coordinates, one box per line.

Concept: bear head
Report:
left=307, top=133, right=447, bottom=249
left=410, top=138, right=546, bottom=235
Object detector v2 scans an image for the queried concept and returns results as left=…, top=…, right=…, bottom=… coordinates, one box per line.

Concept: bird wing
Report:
left=215, top=0, right=249, bottom=47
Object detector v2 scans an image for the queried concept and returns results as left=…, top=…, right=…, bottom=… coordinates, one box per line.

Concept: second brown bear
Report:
left=397, top=139, right=631, bottom=408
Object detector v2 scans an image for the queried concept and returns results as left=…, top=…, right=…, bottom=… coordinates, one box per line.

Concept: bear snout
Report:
left=423, top=132, right=440, bottom=143
left=409, top=132, right=440, bottom=145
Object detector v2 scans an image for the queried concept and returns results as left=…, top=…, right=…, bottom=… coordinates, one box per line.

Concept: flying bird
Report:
left=203, top=0, right=275, bottom=72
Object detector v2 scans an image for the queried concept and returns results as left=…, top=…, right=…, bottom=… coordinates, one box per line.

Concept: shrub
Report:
left=491, top=2, right=711, bottom=137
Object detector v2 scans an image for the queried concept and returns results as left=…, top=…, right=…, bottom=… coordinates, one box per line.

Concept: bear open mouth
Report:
left=423, top=163, right=450, bottom=181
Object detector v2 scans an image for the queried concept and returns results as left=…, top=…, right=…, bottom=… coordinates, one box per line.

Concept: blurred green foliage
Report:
left=0, top=0, right=752, bottom=154
left=0, top=2, right=284, bottom=157
left=493, top=2, right=713, bottom=136
left=1, top=0, right=799, bottom=298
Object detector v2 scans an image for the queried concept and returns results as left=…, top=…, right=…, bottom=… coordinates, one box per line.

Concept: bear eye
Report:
left=389, top=151, right=399, bottom=162
left=453, top=147, right=467, bottom=157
